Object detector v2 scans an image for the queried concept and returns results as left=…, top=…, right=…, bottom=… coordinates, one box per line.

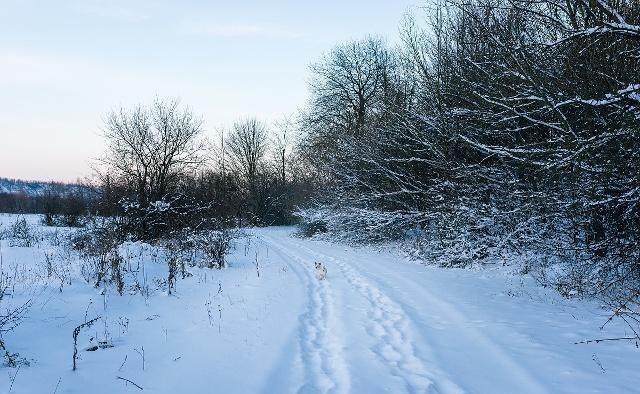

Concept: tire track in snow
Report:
left=289, top=240, right=463, bottom=394
left=260, top=235, right=350, bottom=394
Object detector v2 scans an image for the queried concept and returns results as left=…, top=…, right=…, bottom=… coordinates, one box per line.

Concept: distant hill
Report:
left=0, top=177, right=90, bottom=196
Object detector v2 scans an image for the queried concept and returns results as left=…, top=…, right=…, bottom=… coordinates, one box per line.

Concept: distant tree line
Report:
left=1, top=98, right=315, bottom=237
left=93, top=98, right=314, bottom=240
left=0, top=179, right=93, bottom=227
left=296, top=0, right=640, bottom=303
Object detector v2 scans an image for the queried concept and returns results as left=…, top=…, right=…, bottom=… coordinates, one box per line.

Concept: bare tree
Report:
left=308, top=37, right=393, bottom=134
left=272, top=115, right=295, bottom=184
left=99, top=98, right=206, bottom=208
left=225, top=118, right=271, bottom=224
left=97, top=98, right=207, bottom=239
left=227, top=117, right=269, bottom=187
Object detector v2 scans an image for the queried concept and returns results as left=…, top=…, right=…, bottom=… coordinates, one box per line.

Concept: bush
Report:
left=295, top=218, right=327, bottom=238
left=165, top=224, right=236, bottom=270
left=119, top=194, right=211, bottom=241
left=164, top=235, right=195, bottom=294
left=41, top=212, right=86, bottom=228
left=8, top=217, right=37, bottom=247
left=71, top=222, right=125, bottom=291
left=196, top=229, right=234, bottom=269
left=0, top=272, right=31, bottom=367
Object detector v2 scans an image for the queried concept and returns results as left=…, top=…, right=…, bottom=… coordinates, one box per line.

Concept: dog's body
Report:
left=314, top=261, right=327, bottom=280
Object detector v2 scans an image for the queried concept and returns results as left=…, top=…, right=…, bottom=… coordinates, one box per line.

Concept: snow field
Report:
left=0, top=215, right=638, bottom=393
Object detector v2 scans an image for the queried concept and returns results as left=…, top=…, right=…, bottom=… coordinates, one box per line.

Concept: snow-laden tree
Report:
left=297, top=0, right=640, bottom=301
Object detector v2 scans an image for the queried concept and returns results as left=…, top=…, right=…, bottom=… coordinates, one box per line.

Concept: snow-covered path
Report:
left=1, top=217, right=638, bottom=393
left=262, top=231, right=457, bottom=394
left=255, top=228, right=639, bottom=394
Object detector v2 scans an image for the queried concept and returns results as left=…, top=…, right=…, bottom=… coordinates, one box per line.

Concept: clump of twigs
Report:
left=72, top=315, right=101, bottom=371
left=574, top=289, right=640, bottom=346
left=0, top=271, right=32, bottom=367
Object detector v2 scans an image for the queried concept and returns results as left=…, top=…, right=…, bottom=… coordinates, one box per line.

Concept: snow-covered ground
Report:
left=0, top=214, right=638, bottom=393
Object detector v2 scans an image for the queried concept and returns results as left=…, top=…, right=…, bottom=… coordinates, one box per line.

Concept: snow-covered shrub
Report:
left=69, top=221, right=122, bottom=255
left=197, top=229, right=234, bottom=269
left=8, top=217, right=38, bottom=247
left=163, top=238, right=191, bottom=294
left=43, top=230, right=63, bottom=247
left=164, top=234, right=195, bottom=270
left=71, top=223, right=125, bottom=292
left=78, top=248, right=124, bottom=293
left=42, top=212, right=86, bottom=228
left=110, top=251, right=125, bottom=295
left=118, top=194, right=211, bottom=241
left=295, top=217, right=327, bottom=238
left=39, top=248, right=73, bottom=292
left=0, top=271, right=31, bottom=367
left=160, top=216, right=238, bottom=271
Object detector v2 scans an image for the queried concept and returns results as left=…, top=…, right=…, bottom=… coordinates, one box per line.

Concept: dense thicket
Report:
left=1, top=102, right=312, bottom=237
left=297, top=0, right=640, bottom=303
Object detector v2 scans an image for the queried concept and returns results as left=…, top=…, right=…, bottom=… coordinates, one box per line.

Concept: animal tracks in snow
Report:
left=289, top=241, right=462, bottom=394
left=261, top=237, right=350, bottom=394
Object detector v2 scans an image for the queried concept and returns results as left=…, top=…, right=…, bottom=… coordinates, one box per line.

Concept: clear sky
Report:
left=0, top=0, right=418, bottom=182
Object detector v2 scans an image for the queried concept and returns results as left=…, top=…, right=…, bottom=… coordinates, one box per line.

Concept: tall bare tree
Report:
left=272, top=115, right=294, bottom=184
left=227, top=117, right=269, bottom=187
left=99, top=97, right=206, bottom=208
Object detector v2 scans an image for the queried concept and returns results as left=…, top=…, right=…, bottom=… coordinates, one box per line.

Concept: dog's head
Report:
left=314, top=262, right=320, bottom=269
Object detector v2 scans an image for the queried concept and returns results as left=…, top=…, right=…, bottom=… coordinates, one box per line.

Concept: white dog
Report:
left=314, top=261, right=327, bottom=281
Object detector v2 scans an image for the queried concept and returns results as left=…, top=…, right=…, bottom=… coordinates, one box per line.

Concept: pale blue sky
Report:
left=0, top=0, right=418, bottom=182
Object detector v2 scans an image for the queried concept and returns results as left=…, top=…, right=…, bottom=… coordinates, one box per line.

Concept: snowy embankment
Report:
left=0, top=214, right=638, bottom=393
